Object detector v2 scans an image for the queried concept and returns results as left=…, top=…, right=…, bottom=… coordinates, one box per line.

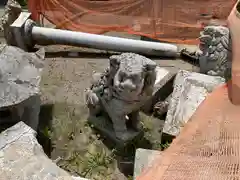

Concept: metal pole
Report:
left=31, top=26, right=178, bottom=57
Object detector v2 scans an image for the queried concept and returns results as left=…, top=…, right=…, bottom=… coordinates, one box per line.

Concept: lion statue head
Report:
left=109, top=53, right=157, bottom=102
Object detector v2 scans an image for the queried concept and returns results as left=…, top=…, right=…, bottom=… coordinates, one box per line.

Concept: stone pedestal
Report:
left=0, top=45, right=44, bottom=132
left=88, top=115, right=143, bottom=147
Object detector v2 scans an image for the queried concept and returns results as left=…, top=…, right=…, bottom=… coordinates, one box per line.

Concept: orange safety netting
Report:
left=136, top=1, right=240, bottom=178
left=137, top=83, right=240, bottom=180
left=28, top=0, right=236, bottom=45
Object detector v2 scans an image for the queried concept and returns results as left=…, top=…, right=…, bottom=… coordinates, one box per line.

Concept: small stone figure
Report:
left=197, top=25, right=231, bottom=80
left=153, top=25, right=231, bottom=122
left=86, top=53, right=157, bottom=141
left=153, top=94, right=171, bottom=117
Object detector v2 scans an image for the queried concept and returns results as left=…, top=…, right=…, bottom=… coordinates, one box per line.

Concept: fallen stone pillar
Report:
left=9, top=12, right=178, bottom=57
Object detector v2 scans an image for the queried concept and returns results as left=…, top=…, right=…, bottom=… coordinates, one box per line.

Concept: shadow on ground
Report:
left=37, top=103, right=54, bottom=157
left=0, top=103, right=54, bottom=158
left=45, top=50, right=177, bottom=61
left=87, top=112, right=165, bottom=177
left=45, top=51, right=119, bottom=59
left=91, top=127, right=153, bottom=177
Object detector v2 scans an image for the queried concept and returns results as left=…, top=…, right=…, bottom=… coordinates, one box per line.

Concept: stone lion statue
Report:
left=198, top=25, right=231, bottom=80
left=86, top=53, right=157, bottom=141
left=153, top=26, right=232, bottom=118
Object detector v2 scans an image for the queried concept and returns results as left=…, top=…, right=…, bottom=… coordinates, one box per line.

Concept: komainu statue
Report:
left=198, top=25, right=231, bottom=80
left=86, top=53, right=157, bottom=141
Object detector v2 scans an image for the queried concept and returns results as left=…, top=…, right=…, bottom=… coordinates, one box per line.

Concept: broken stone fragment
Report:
left=0, top=45, right=44, bottom=131
left=0, top=122, right=89, bottom=180
left=88, top=115, right=143, bottom=147
left=163, top=70, right=225, bottom=137
left=133, top=148, right=162, bottom=180
left=86, top=53, right=157, bottom=142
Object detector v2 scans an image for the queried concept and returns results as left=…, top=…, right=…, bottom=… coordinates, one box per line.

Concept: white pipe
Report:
left=31, top=27, right=178, bottom=57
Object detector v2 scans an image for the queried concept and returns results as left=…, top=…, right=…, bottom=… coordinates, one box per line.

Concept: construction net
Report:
left=28, top=0, right=236, bottom=45
left=137, top=84, right=240, bottom=180
left=136, top=1, right=240, bottom=178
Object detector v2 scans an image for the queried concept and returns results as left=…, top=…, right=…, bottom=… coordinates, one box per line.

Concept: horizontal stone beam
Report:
left=10, top=12, right=178, bottom=57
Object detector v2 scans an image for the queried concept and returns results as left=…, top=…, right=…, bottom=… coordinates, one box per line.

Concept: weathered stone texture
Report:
left=0, top=122, right=88, bottom=180
left=198, top=25, right=231, bottom=79
left=163, top=70, right=225, bottom=136
left=133, top=148, right=162, bottom=180
left=0, top=45, right=44, bottom=107
left=86, top=53, right=157, bottom=141
left=0, top=45, right=44, bottom=131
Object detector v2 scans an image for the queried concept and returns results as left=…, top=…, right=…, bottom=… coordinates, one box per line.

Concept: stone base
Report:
left=133, top=148, right=162, bottom=179
left=88, top=115, right=143, bottom=146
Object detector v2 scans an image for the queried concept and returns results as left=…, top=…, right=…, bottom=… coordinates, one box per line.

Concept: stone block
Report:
left=88, top=115, right=143, bottom=147
left=163, top=70, right=225, bottom=137
left=141, top=66, right=175, bottom=114
left=0, top=122, right=89, bottom=180
left=0, top=45, right=44, bottom=131
left=10, top=12, right=32, bottom=50
left=133, top=148, right=162, bottom=180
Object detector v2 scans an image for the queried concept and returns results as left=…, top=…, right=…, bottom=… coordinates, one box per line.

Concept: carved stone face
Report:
left=113, top=68, right=145, bottom=99
left=110, top=53, right=156, bottom=101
